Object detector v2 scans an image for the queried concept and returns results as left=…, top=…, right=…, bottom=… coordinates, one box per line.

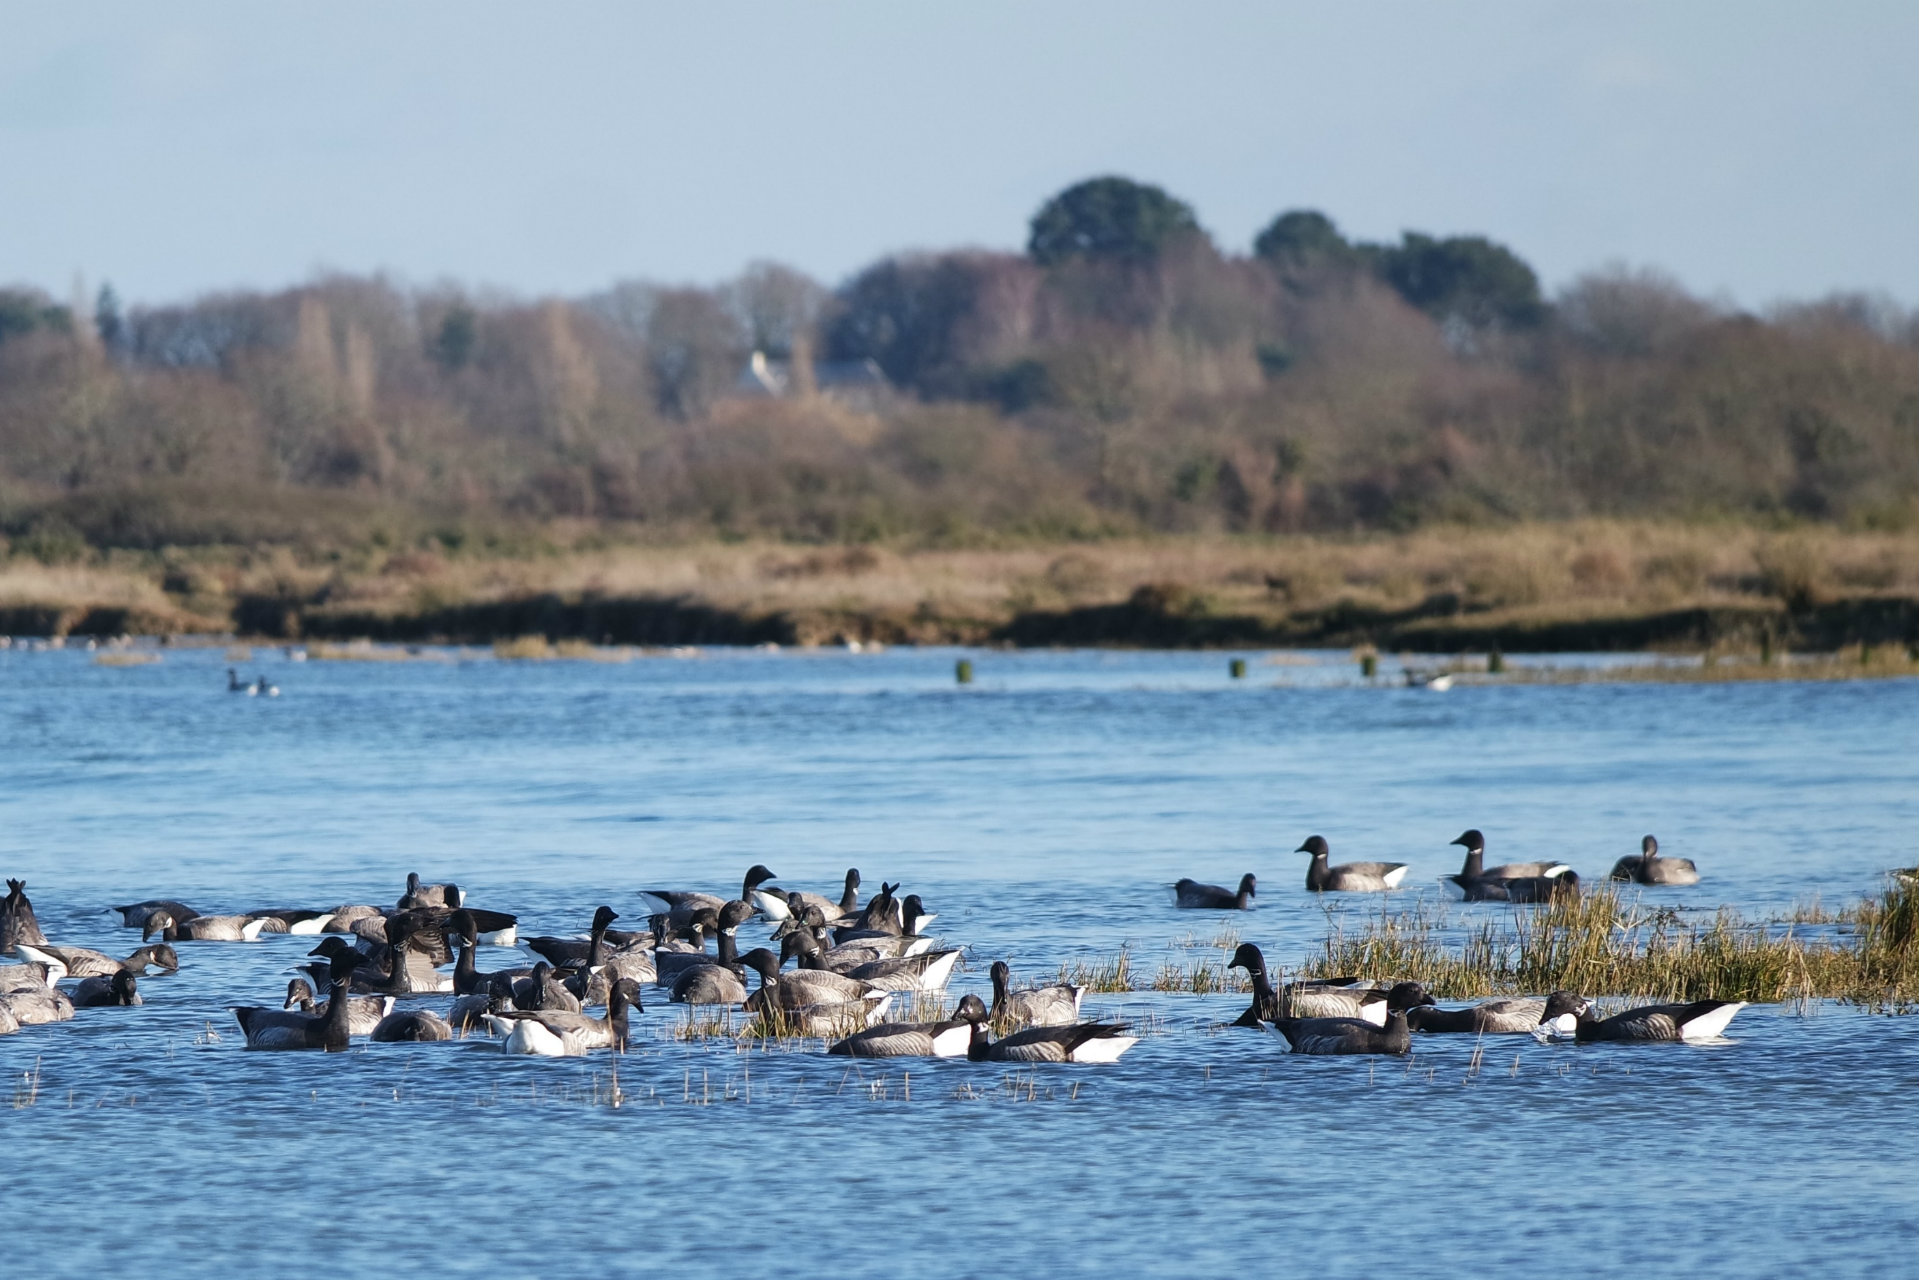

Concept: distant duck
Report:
left=1442, top=830, right=1572, bottom=898
left=143, top=910, right=268, bottom=943
left=227, top=668, right=253, bottom=694
left=962, top=1005, right=1138, bottom=1064
left=1299, top=836, right=1409, bottom=893
left=1409, top=991, right=1588, bottom=1035
left=72, top=969, right=141, bottom=1008
left=1564, top=998, right=1747, bottom=1043
left=1174, top=874, right=1257, bottom=910
left=989, top=960, right=1082, bottom=1029
left=829, top=995, right=987, bottom=1059
left=17, top=941, right=177, bottom=979
left=1273, top=982, right=1434, bottom=1056
left=1, top=879, right=50, bottom=955
left=1609, top=836, right=1701, bottom=887
left=485, top=977, right=643, bottom=1056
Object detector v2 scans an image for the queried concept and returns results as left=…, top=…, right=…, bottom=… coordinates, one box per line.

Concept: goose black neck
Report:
left=966, top=1019, right=991, bottom=1062
left=839, top=872, right=859, bottom=915
left=1459, top=848, right=1484, bottom=878
left=321, top=979, right=356, bottom=1050
left=717, top=929, right=739, bottom=967
left=1305, top=852, right=1330, bottom=892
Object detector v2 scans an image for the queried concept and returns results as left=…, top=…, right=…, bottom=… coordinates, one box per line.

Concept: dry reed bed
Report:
left=1301, top=882, right=1919, bottom=1009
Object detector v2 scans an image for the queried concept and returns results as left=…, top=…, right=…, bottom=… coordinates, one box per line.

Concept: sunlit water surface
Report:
left=2, top=646, right=1915, bottom=1278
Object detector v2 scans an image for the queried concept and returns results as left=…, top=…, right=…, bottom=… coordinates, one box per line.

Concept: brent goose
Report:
left=17, top=942, right=177, bottom=979
left=486, top=977, right=642, bottom=1056
left=1409, top=991, right=1589, bottom=1035
left=1, top=879, right=50, bottom=954
left=1442, top=831, right=1572, bottom=898
left=963, top=1009, right=1138, bottom=1063
left=640, top=865, right=778, bottom=925
left=0, top=983, right=75, bottom=1025
left=110, top=898, right=201, bottom=930
left=1457, top=870, right=1581, bottom=903
left=753, top=868, right=862, bottom=922
left=1609, top=836, right=1701, bottom=887
left=1175, top=874, right=1257, bottom=910
left=143, top=910, right=268, bottom=943
left=1299, top=836, right=1409, bottom=893
left=828, top=994, right=985, bottom=1058
left=278, top=977, right=393, bottom=1037
left=397, top=873, right=462, bottom=909
left=1568, top=999, right=1746, bottom=1043
left=1273, top=982, right=1435, bottom=1055
left=234, top=955, right=363, bottom=1050
left=989, top=960, right=1082, bottom=1029
left=371, top=1009, right=453, bottom=1042
left=0, top=960, right=62, bottom=992
left=72, top=970, right=141, bottom=1008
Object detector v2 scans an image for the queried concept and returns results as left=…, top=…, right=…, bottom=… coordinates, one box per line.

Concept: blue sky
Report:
left=2, top=3, right=1914, bottom=309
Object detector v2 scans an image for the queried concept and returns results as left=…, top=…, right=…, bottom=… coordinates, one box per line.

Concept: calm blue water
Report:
left=2, top=645, right=1916, bottom=1278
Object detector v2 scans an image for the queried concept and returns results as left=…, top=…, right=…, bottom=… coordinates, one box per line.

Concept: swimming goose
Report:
left=111, top=899, right=202, bottom=930
left=522, top=906, right=620, bottom=971
left=1278, top=980, right=1395, bottom=1024
left=1568, top=998, right=1746, bottom=1043
left=1441, top=831, right=1572, bottom=898
left=320, top=904, right=383, bottom=935
left=669, top=957, right=749, bottom=1005
left=506, top=962, right=581, bottom=1012
left=2, top=879, right=50, bottom=954
left=234, top=955, right=363, bottom=1050
left=1408, top=991, right=1589, bottom=1035
left=143, top=910, right=268, bottom=943
left=640, top=865, right=778, bottom=926
left=227, top=667, right=252, bottom=694
left=251, top=676, right=280, bottom=697
left=1609, top=835, right=1701, bottom=887
left=447, top=991, right=503, bottom=1036
left=989, top=960, right=1082, bottom=1029
left=0, top=1002, right=15, bottom=1036
left=655, top=902, right=751, bottom=989
left=963, top=1009, right=1139, bottom=1063
left=742, top=948, right=889, bottom=1011
left=1225, top=943, right=1281, bottom=1027
left=371, top=1009, right=453, bottom=1042
left=1, top=960, right=63, bottom=992
left=832, top=894, right=936, bottom=950
left=17, top=942, right=178, bottom=979
left=753, top=868, right=861, bottom=922
left=1299, top=836, right=1409, bottom=893
left=278, top=977, right=394, bottom=1037
left=0, top=983, right=76, bottom=1025
left=1457, top=869, right=1581, bottom=903
left=243, top=909, right=335, bottom=935
left=486, top=977, right=642, bottom=1056
left=788, top=928, right=961, bottom=992
left=828, top=994, right=985, bottom=1058
left=72, top=970, right=141, bottom=1007
left=1174, top=874, right=1257, bottom=910
left=397, top=872, right=462, bottom=910
left=1273, top=982, right=1435, bottom=1055
left=450, top=913, right=532, bottom=998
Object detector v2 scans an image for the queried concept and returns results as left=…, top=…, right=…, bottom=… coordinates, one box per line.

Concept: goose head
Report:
left=1383, top=981, right=1437, bottom=1014
left=843, top=868, right=861, bottom=891
left=988, top=960, right=1012, bottom=999
left=1450, top=829, right=1486, bottom=854
left=590, top=905, right=620, bottom=934
left=1235, top=874, right=1257, bottom=901
left=716, top=900, right=754, bottom=934
left=1541, top=990, right=1590, bottom=1022
left=1295, top=835, right=1331, bottom=860
left=1641, top=834, right=1661, bottom=860
left=954, top=994, right=989, bottom=1025
left=740, top=948, right=781, bottom=985
left=141, top=911, right=176, bottom=942
left=1228, top=942, right=1267, bottom=978
left=741, top=864, right=778, bottom=894
left=137, top=943, right=180, bottom=973
left=442, top=883, right=464, bottom=908
left=452, top=910, right=478, bottom=946
left=284, top=978, right=316, bottom=1012
left=109, top=970, right=139, bottom=1003
left=900, top=894, right=931, bottom=935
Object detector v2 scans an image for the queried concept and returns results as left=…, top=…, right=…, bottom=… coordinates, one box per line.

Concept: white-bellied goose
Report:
left=1569, top=998, right=1746, bottom=1043
left=486, top=977, right=642, bottom=1056
left=963, top=1008, right=1138, bottom=1063
left=670, top=958, right=748, bottom=1005
left=841, top=948, right=961, bottom=994
left=371, top=1009, right=453, bottom=1042
left=450, top=912, right=532, bottom=998
left=447, top=991, right=502, bottom=1036
left=505, top=962, right=581, bottom=1012
left=1274, top=982, right=1434, bottom=1055
left=640, top=865, right=778, bottom=926
left=522, top=906, right=620, bottom=970
left=18, top=942, right=178, bottom=979
left=1299, top=836, right=1409, bottom=893
left=1279, top=980, right=1394, bottom=1024
left=72, top=970, right=141, bottom=1007
left=829, top=994, right=988, bottom=1058
left=2, top=879, right=50, bottom=954
left=321, top=904, right=383, bottom=934
left=655, top=902, right=750, bottom=991
left=1409, top=991, right=1589, bottom=1035
left=1609, top=835, right=1701, bottom=887
left=742, top=947, right=889, bottom=1011
left=753, top=868, right=861, bottom=922
left=109, top=898, right=200, bottom=931
left=251, top=675, right=279, bottom=697
left=1175, top=874, right=1257, bottom=910
left=278, top=976, right=394, bottom=1037
left=243, top=909, right=335, bottom=935
left=143, top=910, right=268, bottom=943
left=227, top=667, right=250, bottom=693
left=234, top=955, right=363, bottom=1051
left=1441, top=830, right=1572, bottom=898
left=1457, top=869, right=1580, bottom=903
left=989, top=960, right=1082, bottom=1029
left=832, top=893, right=936, bottom=950
left=1, top=960, right=62, bottom=992
left=1225, top=943, right=1280, bottom=1028
left=0, top=983, right=75, bottom=1025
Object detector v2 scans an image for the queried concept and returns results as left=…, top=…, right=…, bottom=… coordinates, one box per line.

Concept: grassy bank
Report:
left=3, top=522, right=1916, bottom=654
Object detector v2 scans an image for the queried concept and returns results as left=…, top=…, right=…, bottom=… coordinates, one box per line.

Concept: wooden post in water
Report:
left=1230, top=658, right=1247, bottom=679
left=1360, top=653, right=1377, bottom=679
left=1488, top=650, right=1505, bottom=675
left=955, top=658, right=974, bottom=685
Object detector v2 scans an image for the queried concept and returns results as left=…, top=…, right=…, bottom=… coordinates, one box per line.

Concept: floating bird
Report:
left=1609, top=835, right=1701, bottom=887
left=1566, top=998, right=1746, bottom=1043
left=234, top=955, right=363, bottom=1051
left=828, top=994, right=986, bottom=1059
left=1442, top=830, right=1572, bottom=898
left=1174, top=874, right=1257, bottom=910
left=1299, top=836, right=1408, bottom=893
left=486, top=977, right=642, bottom=1056
left=1409, top=991, right=1588, bottom=1035
left=639, top=865, right=778, bottom=925
left=371, top=1009, right=452, bottom=1042
left=989, top=960, right=1082, bottom=1029
left=227, top=668, right=252, bottom=694
left=17, top=942, right=177, bottom=979
left=1273, top=982, right=1435, bottom=1055
left=0, top=983, right=74, bottom=1025
left=72, top=970, right=141, bottom=1008
left=1, top=879, right=50, bottom=955
left=143, top=910, right=268, bottom=943
left=109, top=899, right=200, bottom=930
left=753, top=868, right=861, bottom=922
left=962, top=1006, right=1138, bottom=1063
left=1456, top=869, right=1581, bottom=903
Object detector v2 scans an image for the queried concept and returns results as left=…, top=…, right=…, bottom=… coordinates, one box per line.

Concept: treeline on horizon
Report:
left=2, top=175, right=1915, bottom=559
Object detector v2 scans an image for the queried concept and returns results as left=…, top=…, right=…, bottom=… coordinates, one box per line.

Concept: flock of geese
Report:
left=0, top=829, right=1738, bottom=1065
